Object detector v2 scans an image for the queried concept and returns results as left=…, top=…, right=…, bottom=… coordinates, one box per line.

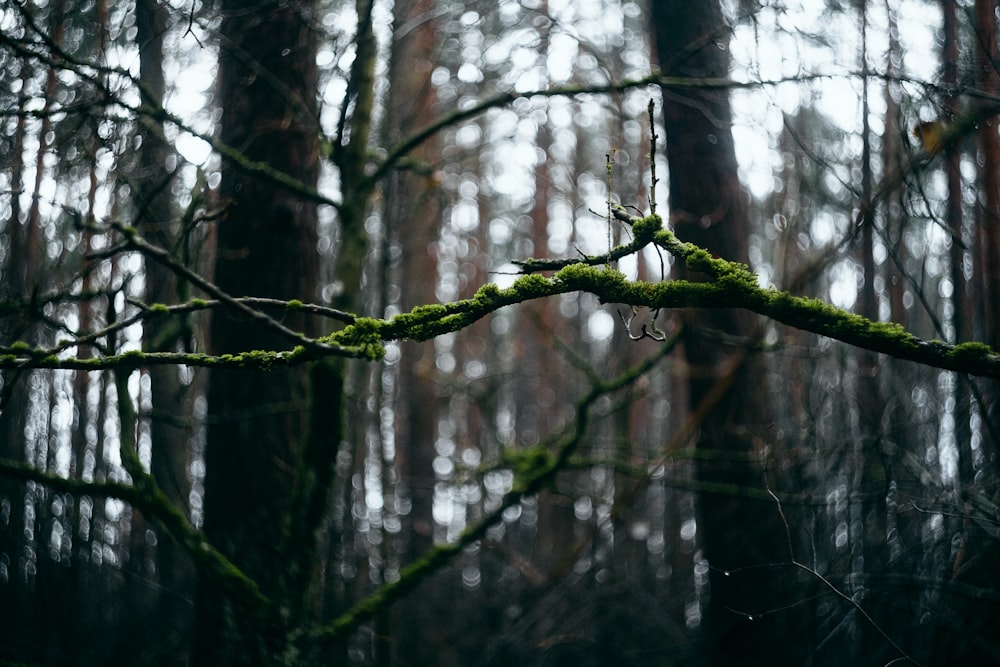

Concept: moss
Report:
left=190, top=298, right=209, bottom=308
left=653, top=229, right=675, bottom=246
left=404, top=303, right=448, bottom=324
left=631, top=214, right=663, bottom=240
left=350, top=316, right=382, bottom=333
left=503, top=446, right=556, bottom=491
left=242, top=349, right=277, bottom=370
left=594, top=269, right=629, bottom=290
left=506, top=272, right=554, bottom=297
left=148, top=303, right=170, bottom=314
left=553, top=262, right=591, bottom=284
left=868, top=320, right=913, bottom=341
left=328, top=317, right=386, bottom=361
left=949, top=341, right=995, bottom=362
left=555, top=263, right=626, bottom=289
left=286, top=299, right=303, bottom=310
left=10, top=341, right=31, bottom=351
left=474, top=282, right=501, bottom=301
left=713, top=260, right=759, bottom=293
left=680, top=245, right=719, bottom=273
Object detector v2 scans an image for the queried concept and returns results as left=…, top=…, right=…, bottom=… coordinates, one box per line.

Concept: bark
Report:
left=942, top=0, right=975, bottom=491
left=133, top=0, right=197, bottom=661
left=386, top=0, right=443, bottom=662
left=855, top=6, right=891, bottom=661
left=0, top=38, right=34, bottom=602
left=0, top=5, right=66, bottom=661
left=974, top=0, right=1000, bottom=461
left=651, top=4, right=808, bottom=664
left=196, top=1, right=321, bottom=662
left=939, top=5, right=1000, bottom=663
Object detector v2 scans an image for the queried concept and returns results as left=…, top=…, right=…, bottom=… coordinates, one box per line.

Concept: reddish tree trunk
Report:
left=386, top=1, right=444, bottom=662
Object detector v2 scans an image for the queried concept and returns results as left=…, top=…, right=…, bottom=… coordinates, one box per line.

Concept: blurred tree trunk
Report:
left=195, top=1, right=323, bottom=663
left=0, top=28, right=34, bottom=625
left=855, top=5, right=892, bottom=661
left=0, top=3, right=65, bottom=660
left=942, top=0, right=976, bottom=495
left=131, top=0, right=197, bottom=661
left=386, top=0, right=443, bottom=662
left=651, top=4, right=809, bottom=665
left=938, top=5, right=1000, bottom=663
left=522, top=7, right=576, bottom=584
left=974, top=0, right=1000, bottom=459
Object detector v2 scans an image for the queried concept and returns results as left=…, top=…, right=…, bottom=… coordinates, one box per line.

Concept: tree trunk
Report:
left=974, top=0, right=1000, bottom=461
left=132, top=1, right=197, bottom=661
left=196, top=1, right=321, bottom=662
left=386, top=0, right=443, bottom=662
left=651, top=4, right=809, bottom=664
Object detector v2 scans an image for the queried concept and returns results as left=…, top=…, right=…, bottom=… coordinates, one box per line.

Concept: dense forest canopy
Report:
left=1, top=0, right=999, bottom=665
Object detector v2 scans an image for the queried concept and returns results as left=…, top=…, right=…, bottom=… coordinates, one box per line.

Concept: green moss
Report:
left=405, top=303, right=448, bottom=324
left=190, top=298, right=209, bottom=308
left=10, top=341, right=31, bottom=351
left=286, top=299, right=303, bottom=309
left=555, top=263, right=626, bottom=289
left=712, top=258, right=759, bottom=293
left=653, top=229, right=675, bottom=246
left=595, top=269, right=629, bottom=289
left=631, top=214, right=663, bottom=240
left=949, top=341, right=995, bottom=362
left=764, top=288, right=927, bottom=353
left=680, top=245, right=719, bottom=272
left=553, top=262, right=590, bottom=284
left=503, top=446, right=555, bottom=491
left=149, top=303, right=170, bottom=314
left=351, top=316, right=382, bottom=333
left=868, top=320, right=912, bottom=340
left=506, top=272, right=554, bottom=297
left=328, top=317, right=386, bottom=361
left=472, top=282, right=501, bottom=306
left=242, top=349, right=276, bottom=370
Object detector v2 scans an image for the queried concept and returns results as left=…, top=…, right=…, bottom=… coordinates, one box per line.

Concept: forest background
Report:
left=2, top=0, right=1000, bottom=665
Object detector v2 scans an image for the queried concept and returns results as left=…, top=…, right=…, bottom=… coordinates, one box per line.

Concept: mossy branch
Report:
left=111, top=371, right=272, bottom=619
left=0, top=456, right=150, bottom=505
left=313, top=343, right=666, bottom=646
left=5, top=212, right=997, bottom=378
left=0, top=384, right=271, bottom=620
